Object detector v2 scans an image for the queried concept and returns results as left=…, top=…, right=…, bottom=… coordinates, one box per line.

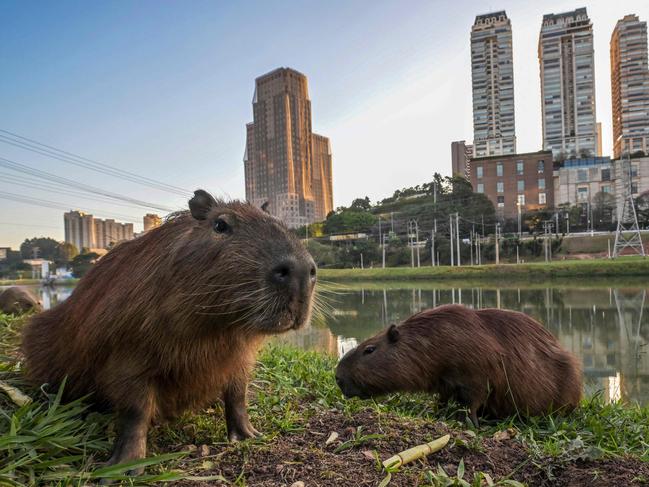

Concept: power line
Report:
left=0, top=156, right=175, bottom=212
left=0, top=190, right=141, bottom=223
left=0, top=129, right=191, bottom=196
left=0, top=171, right=156, bottom=211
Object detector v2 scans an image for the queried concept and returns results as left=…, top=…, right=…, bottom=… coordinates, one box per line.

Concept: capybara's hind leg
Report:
left=224, top=373, right=260, bottom=441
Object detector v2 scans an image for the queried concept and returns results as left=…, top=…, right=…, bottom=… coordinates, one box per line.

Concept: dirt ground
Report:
left=169, top=409, right=649, bottom=487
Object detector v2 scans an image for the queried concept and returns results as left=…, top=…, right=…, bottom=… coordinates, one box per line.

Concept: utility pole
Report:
left=449, top=214, right=455, bottom=266
left=565, top=211, right=570, bottom=235
left=408, top=220, right=415, bottom=268
left=495, top=223, right=500, bottom=265
left=415, top=221, right=421, bottom=268
left=382, top=234, right=388, bottom=268
left=555, top=212, right=559, bottom=238
left=390, top=212, right=394, bottom=233
left=517, top=200, right=522, bottom=237
left=431, top=219, right=437, bottom=266
left=455, top=213, right=461, bottom=266
left=470, top=228, right=474, bottom=265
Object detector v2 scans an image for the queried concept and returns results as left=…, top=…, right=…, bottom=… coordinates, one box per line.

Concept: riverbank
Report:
left=0, top=278, right=79, bottom=287
left=319, top=256, right=649, bottom=282
left=1, top=314, right=648, bottom=486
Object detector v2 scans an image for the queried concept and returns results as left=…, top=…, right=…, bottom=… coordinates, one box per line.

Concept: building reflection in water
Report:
left=17, top=283, right=648, bottom=405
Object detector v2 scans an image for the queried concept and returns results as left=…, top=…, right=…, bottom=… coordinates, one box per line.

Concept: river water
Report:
left=7, top=280, right=648, bottom=406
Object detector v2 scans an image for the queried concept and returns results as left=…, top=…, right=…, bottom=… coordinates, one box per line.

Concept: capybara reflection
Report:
left=0, top=286, right=42, bottom=315
left=336, top=304, right=581, bottom=425
left=21, top=190, right=316, bottom=473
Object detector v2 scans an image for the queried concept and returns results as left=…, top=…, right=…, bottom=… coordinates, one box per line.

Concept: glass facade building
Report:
left=539, top=8, right=597, bottom=160
left=611, top=15, right=649, bottom=158
left=470, top=11, right=516, bottom=158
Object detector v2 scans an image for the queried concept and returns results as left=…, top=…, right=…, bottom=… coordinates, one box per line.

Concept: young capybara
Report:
left=21, top=189, right=317, bottom=473
left=0, top=286, right=42, bottom=315
left=335, top=304, right=581, bottom=426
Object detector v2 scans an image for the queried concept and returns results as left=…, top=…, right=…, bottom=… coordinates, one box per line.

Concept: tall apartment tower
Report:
left=539, top=8, right=598, bottom=159
left=611, top=14, right=649, bottom=158
left=244, top=67, right=333, bottom=227
left=470, top=12, right=516, bottom=158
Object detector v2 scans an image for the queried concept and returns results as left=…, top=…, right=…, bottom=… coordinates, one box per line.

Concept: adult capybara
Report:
left=335, top=304, right=581, bottom=426
left=21, top=189, right=316, bottom=473
left=0, top=286, right=42, bottom=315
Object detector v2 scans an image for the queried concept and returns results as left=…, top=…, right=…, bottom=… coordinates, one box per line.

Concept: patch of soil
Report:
left=169, top=408, right=649, bottom=487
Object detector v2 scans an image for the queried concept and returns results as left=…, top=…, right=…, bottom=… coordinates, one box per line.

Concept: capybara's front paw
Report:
left=227, top=421, right=262, bottom=442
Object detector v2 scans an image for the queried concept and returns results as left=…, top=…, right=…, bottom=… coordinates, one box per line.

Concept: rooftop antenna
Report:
left=613, top=151, right=645, bottom=258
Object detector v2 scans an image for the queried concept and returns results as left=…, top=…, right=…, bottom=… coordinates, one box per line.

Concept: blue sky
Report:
left=1, top=0, right=648, bottom=248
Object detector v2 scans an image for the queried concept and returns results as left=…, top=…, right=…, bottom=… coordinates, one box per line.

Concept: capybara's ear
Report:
left=387, top=324, right=400, bottom=343
left=189, top=190, right=217, bottom=220
left=261, top=201, right=270, bottom=214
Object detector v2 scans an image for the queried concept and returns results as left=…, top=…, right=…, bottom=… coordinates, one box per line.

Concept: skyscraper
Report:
left=244, top=67, right=333, bottom=227
left=311, top=133, right=334, bottom=220
left=451, top=140, right=473, bottom=178
left=611, top=14, right=649, bottom=158
left=539, top=8, right=597, bottom=159
left=470, top=11, right=516, bottom=157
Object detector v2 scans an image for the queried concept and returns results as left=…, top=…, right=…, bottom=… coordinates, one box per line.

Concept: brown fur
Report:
left=0, top=286, right=42, bottom=315
left=21, top=190, right=316, bottom=472
left=335, top=304, right=582, bottom=424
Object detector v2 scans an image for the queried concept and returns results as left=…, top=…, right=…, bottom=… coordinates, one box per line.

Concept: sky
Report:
left=1, top=0, right=648, bottom=249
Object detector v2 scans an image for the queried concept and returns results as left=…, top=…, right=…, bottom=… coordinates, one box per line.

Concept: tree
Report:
left=350, top=197, right=372, bottom=211
left=636, top=193, right=649, bottom=228
left=20, top=237, right=60, bottom=260
left=71, top=252, right=100, bottom=278
left=323, top=209, right=377, bottom=235
left=592, top=191, right=617, bottom=229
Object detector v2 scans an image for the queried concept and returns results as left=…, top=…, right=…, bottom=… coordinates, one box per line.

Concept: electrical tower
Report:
left=613, top=152, right=645, bottom=258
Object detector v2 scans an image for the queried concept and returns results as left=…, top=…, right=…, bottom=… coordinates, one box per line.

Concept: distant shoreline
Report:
left=318, top=257, right=649, bottom=281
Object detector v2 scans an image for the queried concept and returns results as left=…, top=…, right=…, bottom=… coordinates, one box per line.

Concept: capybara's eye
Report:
left=213, top=218, right=230, bottom=234
left=363, top=345, right=376, bottom=355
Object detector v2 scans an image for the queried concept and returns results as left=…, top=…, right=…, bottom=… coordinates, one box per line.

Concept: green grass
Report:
left=319, top=256, right=649, bottom=282
left=1, top=313, right=648, bottom=485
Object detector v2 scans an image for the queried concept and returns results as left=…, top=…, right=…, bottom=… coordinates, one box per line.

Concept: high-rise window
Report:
left=537, top=160, right=545, bottom=173
left=476, top=165, right=484, bottom=179
left=516, top=161, right=524, bottom=175
left=539, top=193, right=546, bottom=205
left=577, top=169, right=588, bottom=182
left=497, top=163, right=503, bottom=177
left=497, top=196, right=505, bottom=207
left=477, top=183, right=484, bottom=193
left=517, top=194, right=525, bottom=206
left=538, top=178, right=546, bottom=190
left=517, top=180, right=524, bottom=192
left=601, top=168, right=610, bottom=181
left=497, top=181, right=504, bottom=193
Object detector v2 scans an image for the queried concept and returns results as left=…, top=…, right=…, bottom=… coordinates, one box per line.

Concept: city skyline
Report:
left=2, top=1, right=648, bottom=248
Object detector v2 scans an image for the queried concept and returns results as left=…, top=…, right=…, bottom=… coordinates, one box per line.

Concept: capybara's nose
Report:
left=270, top=256, right=316, bottom=290
left=335, top=375, right=344, bottom=389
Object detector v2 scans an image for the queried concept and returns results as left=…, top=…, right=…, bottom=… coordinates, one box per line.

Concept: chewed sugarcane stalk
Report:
left=0, top=380, right=32, bottom=406
left=382, top=434, right=450, bottom=470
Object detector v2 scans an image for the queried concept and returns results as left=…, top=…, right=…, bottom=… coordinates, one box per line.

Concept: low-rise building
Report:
left=554, top=157, right=614, bottom=206
left=469, top=150, right=554, bottom=220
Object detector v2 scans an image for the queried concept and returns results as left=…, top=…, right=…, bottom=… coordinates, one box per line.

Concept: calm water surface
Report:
left=8, top=280, right=649, bottom=406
